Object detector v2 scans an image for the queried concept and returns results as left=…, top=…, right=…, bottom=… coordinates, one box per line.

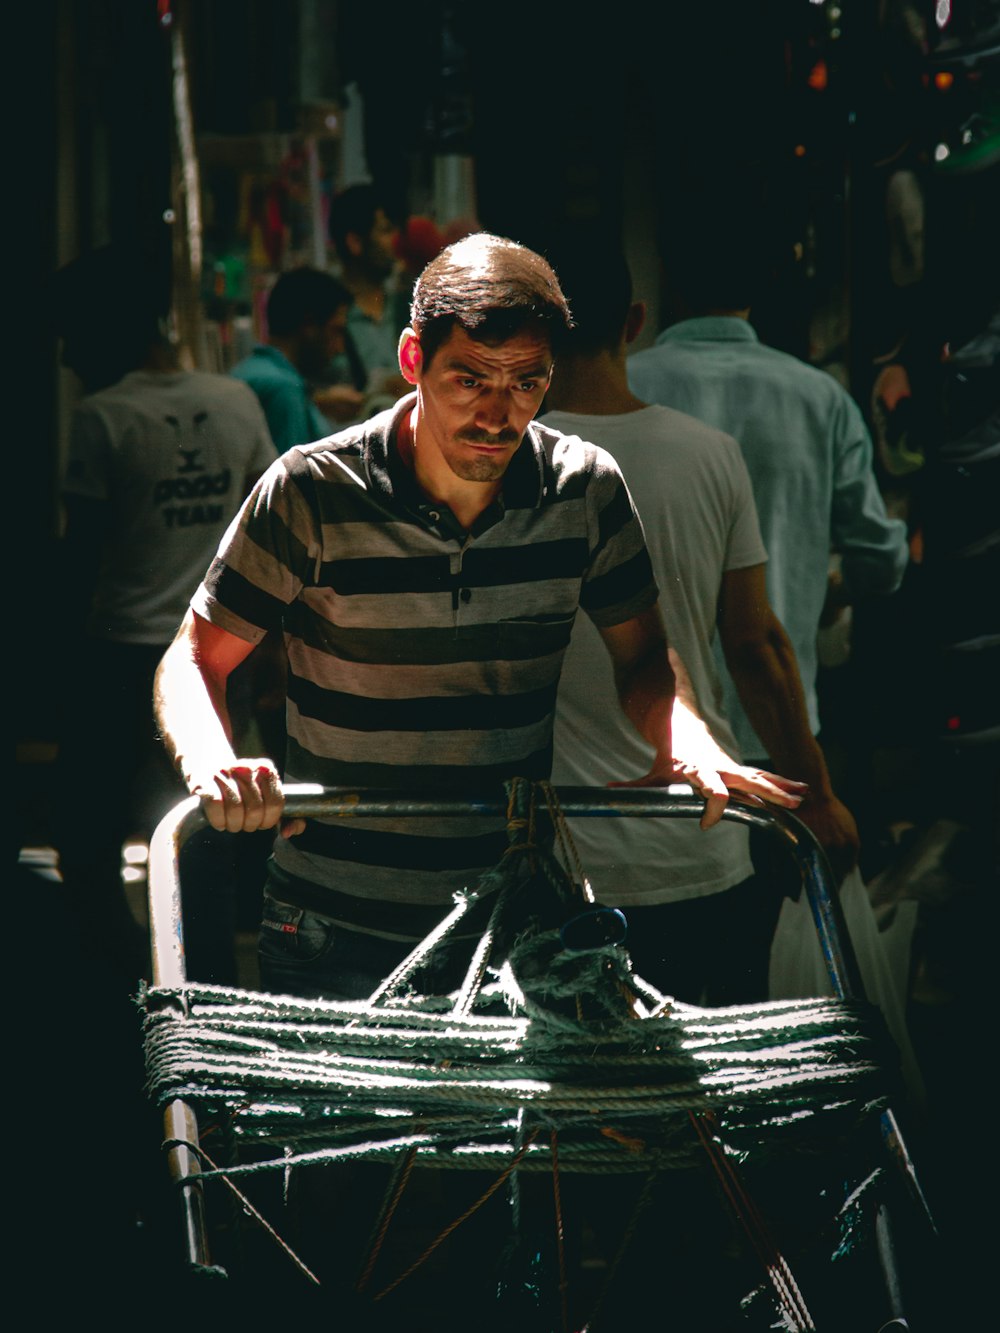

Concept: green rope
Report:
left=143, top=978, right=886, bottom=1179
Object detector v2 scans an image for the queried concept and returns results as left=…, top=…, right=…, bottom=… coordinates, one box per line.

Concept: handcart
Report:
left=142, top=783, right=939, bottom=1329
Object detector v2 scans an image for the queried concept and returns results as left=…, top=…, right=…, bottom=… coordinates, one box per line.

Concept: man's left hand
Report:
left=612, top=752, right=807, bottom=830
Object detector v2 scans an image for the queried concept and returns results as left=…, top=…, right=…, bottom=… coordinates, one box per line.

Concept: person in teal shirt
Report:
left=232, top=268, right=355, bottom=451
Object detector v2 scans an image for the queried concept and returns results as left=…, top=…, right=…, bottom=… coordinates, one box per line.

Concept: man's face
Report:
left=407, top=325, right=553, bottom=485
left=297, top=305, right=349, bottom=377
left=362, top=208, right=398, bottom=279
left=323, top=305, right=349, bottom=360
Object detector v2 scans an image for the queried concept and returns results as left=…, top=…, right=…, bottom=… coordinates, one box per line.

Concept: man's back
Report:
left=65, top=368, right=276, bottom=644
left=628, top=315, right=909, bottom=757
left=544, top=403, right=765, bottom=903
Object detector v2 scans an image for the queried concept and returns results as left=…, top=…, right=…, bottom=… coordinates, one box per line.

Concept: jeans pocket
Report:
left=259, top=894, right=337, bottom=966
left=258, top=896, right=419, bottom=1000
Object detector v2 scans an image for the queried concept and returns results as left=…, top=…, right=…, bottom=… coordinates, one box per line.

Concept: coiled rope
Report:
left=142, top=973, right=888, bottom=1178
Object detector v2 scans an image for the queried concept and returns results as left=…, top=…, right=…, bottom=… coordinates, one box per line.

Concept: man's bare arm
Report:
left=597, top=604, right=676, bottom=775
left=718, top=563, right=859, bottom=878
left=155, top=610, right=299, bottom=835
left=598, top=605, right=806, bottom=828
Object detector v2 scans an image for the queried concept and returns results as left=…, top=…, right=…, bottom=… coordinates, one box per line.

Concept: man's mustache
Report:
left=457, top=428, right=521, bottom=445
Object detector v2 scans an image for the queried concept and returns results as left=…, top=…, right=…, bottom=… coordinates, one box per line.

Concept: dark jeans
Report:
left=258, top=887, right=478, bottom=1001
left=621, top=873, right=785, bottom=1006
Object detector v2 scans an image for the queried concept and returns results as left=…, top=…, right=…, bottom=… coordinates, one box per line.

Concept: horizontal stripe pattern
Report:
left=284, top=731, right=553, bottom=784
left=294, top=820, right=509, bottom=872
left=287, top=637, right=567, bottom=699
left=195, top=396, right=657, bottom=904
left=288, top=675, right=558, bottom=732
left=286, top=600, right=579, bottom=662
left=285, top=707, right=555, bottom=778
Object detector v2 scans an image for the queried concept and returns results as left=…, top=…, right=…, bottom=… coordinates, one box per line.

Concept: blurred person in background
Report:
left=628, top=201, right=908, bottom=896
left=231, top=267, right=358, bottom=445
left=324, top=183, right=411, bottom=414
left=53, top=245, right=276, bottom=978
left=545, top=234, right=857, bottom=1005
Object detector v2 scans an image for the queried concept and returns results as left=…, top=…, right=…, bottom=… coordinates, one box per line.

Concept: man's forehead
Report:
left=433, top=325, right=553, bottom=373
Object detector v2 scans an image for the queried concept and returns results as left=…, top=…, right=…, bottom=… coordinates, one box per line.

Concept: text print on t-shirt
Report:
left=154, top=413, right=234, bottom=528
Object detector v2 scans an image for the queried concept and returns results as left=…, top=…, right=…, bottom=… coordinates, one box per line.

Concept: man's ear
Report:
left=345, top=230, right=364, bottom=260
left=624, top=300, right=647, bottom=346
left=398, top=328, right=423, bottom=384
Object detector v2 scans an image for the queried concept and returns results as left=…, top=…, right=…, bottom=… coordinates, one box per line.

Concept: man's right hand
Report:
left=313, top=383, right=365, bottom=423
left=189, top=759, right=305, bottom=837
left=793, top=791, right=860, bottom=885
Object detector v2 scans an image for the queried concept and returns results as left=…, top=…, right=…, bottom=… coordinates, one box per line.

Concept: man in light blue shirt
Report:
left=627, top=218, right=909, bottom=766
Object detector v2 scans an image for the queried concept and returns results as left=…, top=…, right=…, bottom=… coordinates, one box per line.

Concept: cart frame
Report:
left=146, top=784, right=934, bottom=1314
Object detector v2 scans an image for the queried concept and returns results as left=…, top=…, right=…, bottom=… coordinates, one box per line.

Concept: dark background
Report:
left=18, top=0, right=998, bottom=1319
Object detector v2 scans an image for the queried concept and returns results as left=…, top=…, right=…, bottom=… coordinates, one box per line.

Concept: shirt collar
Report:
left=363, top=393, right=546, bottom=536
left=251, top=344, right=304, bottom=378
left=654, top=316, right=759, bottom=346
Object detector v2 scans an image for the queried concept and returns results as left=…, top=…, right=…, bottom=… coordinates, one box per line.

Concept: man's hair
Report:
left=546, top=231, right=633, bottom=355
left=52, top=244, right=170, bottom=391
left=657, top=204, right=770, bottom=313
left=266, top=268, right=350, bottom=337
left=410, top=233, right=573, bottom=365
left=328, top=183, right=384, bottom=261
left=52, top=245, right=165, bottom=341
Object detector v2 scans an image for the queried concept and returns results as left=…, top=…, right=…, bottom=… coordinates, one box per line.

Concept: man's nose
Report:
left=475, top=389, right=511, bottom=432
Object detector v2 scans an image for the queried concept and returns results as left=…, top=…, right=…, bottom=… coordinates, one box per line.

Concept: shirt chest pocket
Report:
left=494, top=610, right=578, bottom=660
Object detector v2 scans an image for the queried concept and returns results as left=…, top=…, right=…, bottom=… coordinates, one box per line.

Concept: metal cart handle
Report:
left=148, top=783, right=861, bottom=998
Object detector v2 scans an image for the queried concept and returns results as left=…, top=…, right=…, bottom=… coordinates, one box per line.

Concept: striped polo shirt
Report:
left=192, top=392, right=658, bottom=918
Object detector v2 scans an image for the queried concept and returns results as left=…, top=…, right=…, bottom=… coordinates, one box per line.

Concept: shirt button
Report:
left=460, top=588, right=472, bottom=603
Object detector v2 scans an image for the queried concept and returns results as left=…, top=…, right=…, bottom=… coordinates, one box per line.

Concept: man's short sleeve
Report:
left=191, top=451, right=318, bottom=644
left=577, top=447, right=658, bottom=628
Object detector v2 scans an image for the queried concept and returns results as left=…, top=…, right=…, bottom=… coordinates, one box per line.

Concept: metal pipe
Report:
left=148, top=785, right=862, bottom=998
left=280, top=784, right=864, bottom=1002
left=163, top=1099, right=212, bottom=1273
left=148, top=795, right=215, bottom=1273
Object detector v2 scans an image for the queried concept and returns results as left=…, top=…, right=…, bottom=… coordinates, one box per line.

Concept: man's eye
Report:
left=517, top=381, right=539, bottom=393
left=457, top=378, right=479, bottom=389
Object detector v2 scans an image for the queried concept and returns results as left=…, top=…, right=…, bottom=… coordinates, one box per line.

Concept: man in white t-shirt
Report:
left=53, top=247, right=277, bottom=976
left=544, top=240, right=857, bottom=1003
